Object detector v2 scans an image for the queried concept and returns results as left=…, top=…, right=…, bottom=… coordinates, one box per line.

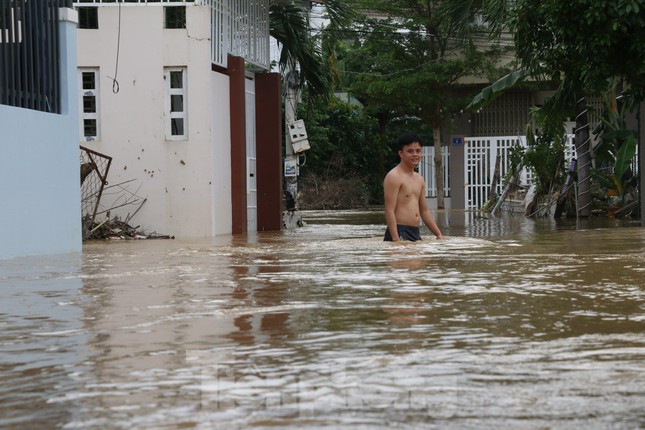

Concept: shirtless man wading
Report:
left=383, top=133, right=444, bottom=242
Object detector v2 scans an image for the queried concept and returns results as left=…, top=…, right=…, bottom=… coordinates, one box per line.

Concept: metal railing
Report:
left=463, top=135, right=583, bottom=209
left=420, top=136, right=578, bottom=209
left=464, top=136, right=530, bottom=210
left=207, top=0, right=270, bottom=70
left=80, top=145, right=112, bottom=238
left=0, top=0, right=72, bottom=113
left=421, top=146, right=450, bottom=198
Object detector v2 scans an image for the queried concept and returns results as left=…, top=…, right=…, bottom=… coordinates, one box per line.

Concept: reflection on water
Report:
left=0, top=210, right=644, bottom=429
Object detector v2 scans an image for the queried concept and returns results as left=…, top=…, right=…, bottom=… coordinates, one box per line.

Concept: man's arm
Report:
left=418, top=180, right=444, bottom=239
left=384, top=173, right=401, bottom=241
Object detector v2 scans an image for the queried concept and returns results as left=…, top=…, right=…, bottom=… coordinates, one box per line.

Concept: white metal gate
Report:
left=245, top=75, right=257, bottom=232
left=420, top=146, right=450, bottom=197
left=421, top=135, right=635, bottom=210
left=463, top=135, right=578, bottom=209
left=464, top=136, right=525, bottom=209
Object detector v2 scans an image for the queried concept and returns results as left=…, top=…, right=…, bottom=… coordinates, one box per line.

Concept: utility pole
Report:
left=282, top=68, right=309, bottom=228
left=281, top=1, right=320, bottom=229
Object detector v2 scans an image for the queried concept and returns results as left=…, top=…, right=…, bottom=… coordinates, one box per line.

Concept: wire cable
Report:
left=108, top=3, right=122, bottom=94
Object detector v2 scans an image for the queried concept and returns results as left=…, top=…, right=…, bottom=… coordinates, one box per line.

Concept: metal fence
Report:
left=421, top=136, right=584, bottom=209
left=464, top=136, right=530, bottom=210
left=471, top=92, right=532, bottom=137
left=464, top=135, right=581, bottom=209
left=80, top=145, right=112, bottom=238
left=0, top=0, right=72, bottom=113
left=420, top=146, right=450, bottom=198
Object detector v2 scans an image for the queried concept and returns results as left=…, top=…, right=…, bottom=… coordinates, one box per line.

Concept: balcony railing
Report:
left=206, top=0, right=270, bottom=70
left=0, top=0, right=72, bottom=114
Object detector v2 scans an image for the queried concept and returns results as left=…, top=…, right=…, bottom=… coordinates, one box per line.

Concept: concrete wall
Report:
left=77, top=6, right=223, bottom=238
left=0, top=10, right=81, bottom=260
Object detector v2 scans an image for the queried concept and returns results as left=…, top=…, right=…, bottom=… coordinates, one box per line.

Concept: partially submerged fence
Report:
left=80, top=146, right=112, bottom=238
left=420, top=146, right=450, bottom=198
left=464, top=135, right=580, bottom=209
left=0, top=0, right=72, bottom=113
left=421, top=135, right=590, bottom=209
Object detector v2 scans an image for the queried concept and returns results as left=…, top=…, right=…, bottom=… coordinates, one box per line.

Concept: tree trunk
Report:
left=574, top=97, right=593, bottom=217
left=554, top=158, right=577, bottom=218
left=433, top=126, right=445, bottom=209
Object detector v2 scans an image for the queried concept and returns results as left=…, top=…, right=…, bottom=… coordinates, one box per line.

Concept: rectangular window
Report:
left=78, top=7, right=98, bottom=30
left=78, top=68, right=100, bottom=142
left=164, top=67, right=187, bottom=140
left=164, top=6, right=186, bottom=29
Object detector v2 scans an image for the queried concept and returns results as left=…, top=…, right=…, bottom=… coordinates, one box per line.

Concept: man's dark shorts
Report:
left=384, top=224, right=422, bottom=242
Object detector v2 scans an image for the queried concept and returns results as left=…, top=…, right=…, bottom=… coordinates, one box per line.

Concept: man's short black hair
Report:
left=397, top=132, right=423, bottom=151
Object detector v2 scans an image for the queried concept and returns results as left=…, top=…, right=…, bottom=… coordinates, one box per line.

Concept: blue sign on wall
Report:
left=452, top=136, right=463, bottom=146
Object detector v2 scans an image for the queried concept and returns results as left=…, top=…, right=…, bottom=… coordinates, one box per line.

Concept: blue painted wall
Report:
left=0, top=11, right=81, bottom=260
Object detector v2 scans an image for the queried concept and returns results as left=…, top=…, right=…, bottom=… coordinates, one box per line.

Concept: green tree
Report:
left=471, top=0, right=645, bottom=217
left=515, top=0, right=645, bottom=217
left=520, top=124, right=566, bottom=195
left=341, top=0, right=506, bottom=208
left=299, top=97, right=385, bottom=207
left=592, top=86, right=639, bottom=212
left=513, top=0, right=645, bottom=98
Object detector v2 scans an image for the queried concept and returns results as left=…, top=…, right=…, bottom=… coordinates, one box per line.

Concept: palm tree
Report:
left=269, top=0, right=353, bottom=103
left=442, top=0, right=510, bottom=39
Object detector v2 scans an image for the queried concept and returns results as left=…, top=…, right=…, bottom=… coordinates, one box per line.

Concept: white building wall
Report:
left=77, top=5, right=225, bottom=238
left=0, top=10, right=81, bottom=260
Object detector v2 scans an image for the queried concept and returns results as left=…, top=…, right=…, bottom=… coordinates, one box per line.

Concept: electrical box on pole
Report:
left=287, top=119, right=310, bottom=153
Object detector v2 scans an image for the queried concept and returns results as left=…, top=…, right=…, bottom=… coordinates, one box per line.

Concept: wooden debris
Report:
left=84, top=216, right=174, bottom=241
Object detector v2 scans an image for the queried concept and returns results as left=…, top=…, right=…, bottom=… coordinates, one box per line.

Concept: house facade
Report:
left=0, top=1, right=82, bottom=260
left=75, top=0, right=282, bottom=238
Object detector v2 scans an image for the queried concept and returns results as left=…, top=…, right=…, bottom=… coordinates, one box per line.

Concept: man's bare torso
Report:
left=386, top=166, right=424, bottom=226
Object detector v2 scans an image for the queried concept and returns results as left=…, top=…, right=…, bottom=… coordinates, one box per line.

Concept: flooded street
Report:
left=1, top=210, right=644, bottom=429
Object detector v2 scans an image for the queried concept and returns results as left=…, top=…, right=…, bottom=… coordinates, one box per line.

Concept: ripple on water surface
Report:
left=0, top=211, right=644, bottom=429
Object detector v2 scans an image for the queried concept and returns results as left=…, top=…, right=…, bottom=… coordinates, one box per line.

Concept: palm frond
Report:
left=270, top=1, right=354, bottom=102
left=441, top=0, right=510, bottom=39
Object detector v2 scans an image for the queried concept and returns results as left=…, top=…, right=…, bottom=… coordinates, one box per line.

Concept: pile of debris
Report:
left=83, top=216, right=174, bottom=241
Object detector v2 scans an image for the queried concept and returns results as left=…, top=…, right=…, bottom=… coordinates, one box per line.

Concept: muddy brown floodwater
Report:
left=0, top=210, right=644, bottom=429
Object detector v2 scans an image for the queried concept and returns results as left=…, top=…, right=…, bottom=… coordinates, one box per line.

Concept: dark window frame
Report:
left=164, top=6, right=186, bottom=29
left=78, top=7, right=98, bottom=29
